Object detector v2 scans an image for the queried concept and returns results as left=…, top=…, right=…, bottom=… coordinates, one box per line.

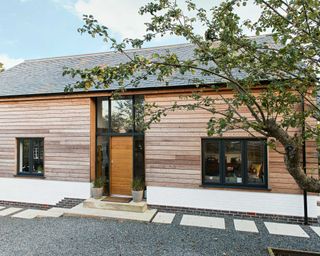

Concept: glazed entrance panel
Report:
left=110, top=136, right=133, bottom=196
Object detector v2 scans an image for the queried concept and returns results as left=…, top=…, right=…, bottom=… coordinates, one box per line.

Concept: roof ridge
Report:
left=19, top=33, right=273, bottom=64
left=24, top=42, right=194, bottom=63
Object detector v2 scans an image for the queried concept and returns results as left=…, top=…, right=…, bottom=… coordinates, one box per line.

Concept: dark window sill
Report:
left=200, top=183, right=270, bottom=191
left=14, top=173, right=45, bottom=179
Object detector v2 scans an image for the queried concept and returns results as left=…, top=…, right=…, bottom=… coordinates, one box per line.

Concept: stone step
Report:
left=83, top=198, right=147, bottom=213
left=64, top=204, right=157, bottom=222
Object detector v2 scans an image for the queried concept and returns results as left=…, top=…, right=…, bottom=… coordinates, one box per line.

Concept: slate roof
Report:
left=0, top=35, right=275, bottom=97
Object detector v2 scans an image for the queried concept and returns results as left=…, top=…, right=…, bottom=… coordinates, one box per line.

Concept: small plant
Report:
left=132, top=178, right=145, bottom=191
left=93, top=176, right=106, bottom=188
left=36, top=165, right=43, bottom=173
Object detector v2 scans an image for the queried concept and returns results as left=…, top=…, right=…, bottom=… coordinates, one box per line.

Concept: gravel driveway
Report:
left=0, top=215, right=318, bottom=256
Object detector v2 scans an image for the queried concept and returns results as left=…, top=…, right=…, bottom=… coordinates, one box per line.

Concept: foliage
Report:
left=0, top=63, right=3, bottom=73
left=93, top=176, right=106, bottom=188
left=63, top=0, right=320, bottom=192
left=132, top=177, right=145, bottom=191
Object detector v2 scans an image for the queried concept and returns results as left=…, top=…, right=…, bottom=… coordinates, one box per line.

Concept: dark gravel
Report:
left=0, top=215, right=319, bottom=256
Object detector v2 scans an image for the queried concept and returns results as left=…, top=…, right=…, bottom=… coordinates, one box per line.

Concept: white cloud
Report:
left=74, top=0, right=150, bottom=38
left=65, top=0, right=261, bottom=40
left=0, top=54, right=24, bottom=69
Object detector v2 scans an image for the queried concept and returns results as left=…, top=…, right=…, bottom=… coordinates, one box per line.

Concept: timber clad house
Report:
left=0, top=35, right=318, bottom=223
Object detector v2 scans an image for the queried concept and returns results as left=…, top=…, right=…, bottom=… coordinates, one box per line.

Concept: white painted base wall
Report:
left=0, top=178, right=91, bottom=205
left=147, top=186, right=320, bottom=218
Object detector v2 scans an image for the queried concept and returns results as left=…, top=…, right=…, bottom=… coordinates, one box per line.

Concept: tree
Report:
left=63, top=0, right=320, bottom=192
left=0, top=63, right=3, bottom=72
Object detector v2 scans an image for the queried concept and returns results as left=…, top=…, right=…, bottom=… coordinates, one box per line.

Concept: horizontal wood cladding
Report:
left=145, top=93, right=318, bottom=194
left=0, top=98, right=90, bottom=182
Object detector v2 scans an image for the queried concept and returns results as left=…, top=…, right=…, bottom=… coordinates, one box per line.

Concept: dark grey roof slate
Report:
left=0, top=35, right=275, bottom=97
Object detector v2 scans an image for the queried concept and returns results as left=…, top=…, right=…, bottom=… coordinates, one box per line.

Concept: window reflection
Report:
left=96, top=136, right=109, bottom=190
left=111, top=98, right=133, bottom=133
left=97, top=98, right=108, bottom=134
left=19, top=138, right=44, bottom=175
left=247, top=141, right=264, bottom=184
left=225, top=141, right=242, bottom=184
left=203, top=141, right=220, bottom=183
left=134, top=95, right=145, bottom=133
left=134, top=135, right=145, bottom=179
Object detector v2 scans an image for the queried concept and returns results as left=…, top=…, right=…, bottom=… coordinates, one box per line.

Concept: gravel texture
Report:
left=0, top=215, right=319, bottom=256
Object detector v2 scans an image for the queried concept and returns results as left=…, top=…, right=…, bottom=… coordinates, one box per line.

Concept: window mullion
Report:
left=242, top=140, right=247, bottom=185
left=220, top=140, right=225, bottom=185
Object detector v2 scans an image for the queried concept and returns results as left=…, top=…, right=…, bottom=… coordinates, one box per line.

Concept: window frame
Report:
left=201, top=137, right=268, bottom=189
left=17, top=138, right=45, bottom=177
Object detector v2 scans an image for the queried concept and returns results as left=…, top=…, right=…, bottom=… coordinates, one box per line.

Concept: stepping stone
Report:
left=12, top=209, right=42, bottom=219
left=180, top=215, right=225, bottom=230
left=264, top=222, right=309, bottom=238
left=234, top=219, right=259, bottom=233
left=0, top=207, right=22, bottom=216
left=310, top=226, right=320, bottom=237
left=152, top=212, right=175, bottom=224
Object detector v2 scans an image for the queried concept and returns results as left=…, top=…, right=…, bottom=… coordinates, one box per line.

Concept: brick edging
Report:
left=0, top=198, right=85, bottom=210
left=148, top=204, right=319, bottom=225
left=0, top=200, right=54, bottom=210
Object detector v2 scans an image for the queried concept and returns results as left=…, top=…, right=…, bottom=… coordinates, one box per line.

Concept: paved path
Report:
left=0, top=206, right=319, bottom=240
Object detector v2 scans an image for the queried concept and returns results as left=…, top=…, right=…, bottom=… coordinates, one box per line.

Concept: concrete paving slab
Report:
left=152, top=212, right=175, bottom=224
left=0, top=207, right=22, bottom=216
left=63, top=203, right=157, bottom=222
left=310, top=226, right=320, bottom=237
left=264, top=222, right=309, bottom=238
left=234, top=219, right=259, bottom=233
left=180, top=215, right=225, bottom=230
left=37, top=210, right=63, bottom=218
left=12, top=209, right=41, bottom=219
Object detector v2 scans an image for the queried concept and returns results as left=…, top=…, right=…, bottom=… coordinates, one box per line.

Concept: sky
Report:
left=0, top=0, right=261, bottom=69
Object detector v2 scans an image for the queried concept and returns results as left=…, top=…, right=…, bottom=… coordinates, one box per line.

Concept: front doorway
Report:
left=110, top=136, right=133, bottom=196
left=95, top=95, right=145, bottom=198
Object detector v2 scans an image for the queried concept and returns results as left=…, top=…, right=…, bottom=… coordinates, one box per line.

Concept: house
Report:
left=0, top=35, right=318, bottom=223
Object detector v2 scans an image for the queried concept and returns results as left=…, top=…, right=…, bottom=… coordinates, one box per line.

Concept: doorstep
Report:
left=64, top=203, right=157, bottom=222
left=83, top=197, right=147, bottom=213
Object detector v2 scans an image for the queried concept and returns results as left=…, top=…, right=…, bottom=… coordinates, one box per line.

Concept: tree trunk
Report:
left=265, top=119, right=320, bottom=193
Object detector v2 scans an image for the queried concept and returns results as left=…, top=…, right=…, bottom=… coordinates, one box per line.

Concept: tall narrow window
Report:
left=247, top=141, right=265, bottom=184
left=97, top=98, right=109, bottom=134
left=203, top=141, right=220, bottom=183
left=18, top=138, right=44, bottom=176
left=225, top=141, right=242, bottom=184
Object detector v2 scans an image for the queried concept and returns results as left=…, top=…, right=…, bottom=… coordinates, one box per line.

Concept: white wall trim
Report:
left=147, top=186, right=319, bottom=218
left=0, top=178, right=91, bottom=205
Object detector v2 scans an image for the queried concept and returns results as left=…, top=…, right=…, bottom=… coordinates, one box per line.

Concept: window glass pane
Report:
left=96, top=136, right=109, bottom=189
left=203, top=141, right=220, bottom=183
left=247, top=141, right=265, bottom=184
left=97, top=98, right=109, bottom=134
left=21, top=139, right=30, bottom=173
left=32, top=139, right=44, bottom=174
left=134, top=96, right=145, bottom=133
left=111, top=98, right=133, bottom=133
left=225, top=141, right=242, bottom=184
left=134, top=135, right=145, bottom=179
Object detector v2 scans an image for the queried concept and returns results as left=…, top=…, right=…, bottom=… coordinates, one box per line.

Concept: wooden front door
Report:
left=110, top=136, right=133, bottom=196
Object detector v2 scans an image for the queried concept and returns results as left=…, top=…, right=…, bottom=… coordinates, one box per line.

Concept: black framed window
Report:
left=202, top=138, right=267, bottom=188
left=17, top=138, right=44, bottom=176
